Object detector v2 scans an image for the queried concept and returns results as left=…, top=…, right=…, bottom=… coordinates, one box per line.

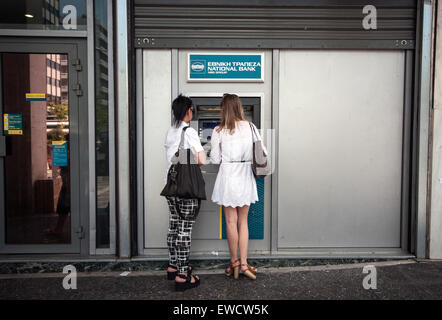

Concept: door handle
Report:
left=0, top=135, right=5, bottom=157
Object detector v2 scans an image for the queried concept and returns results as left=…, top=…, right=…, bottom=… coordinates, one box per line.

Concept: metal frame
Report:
left=107, top=0, right=117, bottom=256
left=77, top=38, right=90, bottom=256
left=410, top=1, right=422, bottom=256
left=0, top=0, right=117, bottom=254
left=0, top=0, right=119, bottom=257
left=429, top=0, right=442, bottom=259
left=414, top=0, right=433, bottom=258
left=116, top=0, right=131, bottom=258
left=0, top=30, right=87, bottom=38
left=134, top=0, right=415, bottom=5
left=172, top=49, right=179, bottom=100
left=271, top=49, right=279, bottom=253
left=0, top=55, right=4, bottom=253
left=0, top=0, right=116, bottom=256
left=87, top=0, right=97, bottom=255
left=136, top=39, right=415, bottom=50
left=0, top=38, right=89, bottom=254
left=128, top=0, right=139, bottom=257
left=401, top=50, right=414, bottom=252
left=133, top=0, right=416, bottom=50
left=88, top=0, right=117, bottom=255
left=136, top=48, right=144, bottom=256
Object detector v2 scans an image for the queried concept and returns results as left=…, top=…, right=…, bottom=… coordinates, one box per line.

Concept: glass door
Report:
left=0, top=40, right=84, bottom=253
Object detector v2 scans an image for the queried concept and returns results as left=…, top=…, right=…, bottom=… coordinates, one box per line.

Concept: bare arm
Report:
left=196, top=150, right=206, bottom=167
left=210, top=127, right=221, bottom=164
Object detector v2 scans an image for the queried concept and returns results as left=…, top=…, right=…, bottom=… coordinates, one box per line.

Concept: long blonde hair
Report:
left=217, top=94, right=245, bottom=133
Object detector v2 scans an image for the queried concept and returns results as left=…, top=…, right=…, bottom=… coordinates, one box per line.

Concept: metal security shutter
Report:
left=134, top=0, right=417, bottom=49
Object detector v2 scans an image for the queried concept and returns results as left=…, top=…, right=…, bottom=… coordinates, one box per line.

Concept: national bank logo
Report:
left=191, top=60, right=206, bottom=73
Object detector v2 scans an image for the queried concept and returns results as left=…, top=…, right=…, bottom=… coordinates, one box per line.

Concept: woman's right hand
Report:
left=196, top=150, right=206, bottom=167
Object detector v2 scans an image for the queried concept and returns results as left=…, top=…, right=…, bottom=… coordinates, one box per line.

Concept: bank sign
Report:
left=188, top=53, right=264, bottom=82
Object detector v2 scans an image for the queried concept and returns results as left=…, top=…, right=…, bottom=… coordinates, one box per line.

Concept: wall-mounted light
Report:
left=24, top=14, right=34, bottom=18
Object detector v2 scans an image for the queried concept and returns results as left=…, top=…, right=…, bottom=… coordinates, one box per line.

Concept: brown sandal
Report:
left=241, top=264, right=257, bottom=280
left=225, top=260, right=240, bottom=279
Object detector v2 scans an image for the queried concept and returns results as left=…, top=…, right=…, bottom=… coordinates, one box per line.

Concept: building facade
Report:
left=0, top=0, right=441, bottom=260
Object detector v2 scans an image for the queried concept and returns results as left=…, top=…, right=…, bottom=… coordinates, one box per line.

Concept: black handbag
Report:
left=161, top=126, right=207, bottom=200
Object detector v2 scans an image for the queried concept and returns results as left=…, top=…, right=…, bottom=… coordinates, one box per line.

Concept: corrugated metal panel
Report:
left=134, top=0, right=417, bottom=49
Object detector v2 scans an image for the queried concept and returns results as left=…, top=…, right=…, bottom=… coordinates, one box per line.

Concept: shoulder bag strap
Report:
left=219, top=127, right=222, bottom=164
left=249, top=122, right=255, bottom=162
left=249, top=122, right=259, bottom=141
left=249, top=122, right=257, bottom=143
left=175, top=125, right=189, bottom=156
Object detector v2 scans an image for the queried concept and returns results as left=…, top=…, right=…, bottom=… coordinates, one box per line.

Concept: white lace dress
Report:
left=210, top=121, right=266, bottom=208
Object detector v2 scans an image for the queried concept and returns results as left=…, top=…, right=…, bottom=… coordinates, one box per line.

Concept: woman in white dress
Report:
left=210, top=94, right=266, bottom=280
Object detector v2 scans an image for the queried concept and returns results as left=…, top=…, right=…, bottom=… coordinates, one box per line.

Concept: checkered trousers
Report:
left=166, top=197, right=200, bottom=274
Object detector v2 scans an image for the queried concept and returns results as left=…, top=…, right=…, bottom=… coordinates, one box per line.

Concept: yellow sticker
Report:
left=26, top=93, right=46, bottom=101
left=7, top=130, right=22, bottom=135
left=52, top=140, right=66, bottom=145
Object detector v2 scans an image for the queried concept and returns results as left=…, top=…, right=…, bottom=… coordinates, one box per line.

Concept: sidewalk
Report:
left=0, top=259, right=441, bottom=300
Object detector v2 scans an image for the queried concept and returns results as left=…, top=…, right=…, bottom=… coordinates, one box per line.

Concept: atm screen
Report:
left=200, top=120, right=220, bottom=141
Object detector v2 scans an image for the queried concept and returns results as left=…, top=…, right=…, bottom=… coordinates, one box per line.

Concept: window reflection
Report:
left=0, top=0, right=87, bottom=31
left=94, top=0, right=110, bottom=248
left=3, top=53, right=71, bottom=244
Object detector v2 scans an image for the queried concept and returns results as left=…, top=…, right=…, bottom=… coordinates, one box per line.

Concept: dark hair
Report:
left=172, top=94, right=193, bottom=128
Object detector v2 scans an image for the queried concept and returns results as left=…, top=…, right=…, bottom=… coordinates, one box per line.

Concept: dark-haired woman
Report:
left=164, top=94, right=206, bottom=291
left=210, top=94, right=267, bottom=280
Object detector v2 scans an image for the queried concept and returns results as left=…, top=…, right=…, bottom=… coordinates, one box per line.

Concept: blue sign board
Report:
left=3, top=114, right=23, bottom=135
left=188, top=53, right=263, bottom=81
left=52, top=141, right=68, bottom=167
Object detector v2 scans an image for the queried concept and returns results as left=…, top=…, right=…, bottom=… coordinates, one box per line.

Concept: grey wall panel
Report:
left=278, top=50, right=405, bottom=248
left=134, top=0, right=416, bottom=49
left=143, top=49, right=172, bottom=249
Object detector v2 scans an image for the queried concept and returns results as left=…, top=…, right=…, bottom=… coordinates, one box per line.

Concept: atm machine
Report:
left=189, top=96, right=262, bottom=240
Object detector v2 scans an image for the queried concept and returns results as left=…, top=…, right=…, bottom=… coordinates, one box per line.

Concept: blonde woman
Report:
left=210, top=94, right=267, bottom=280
